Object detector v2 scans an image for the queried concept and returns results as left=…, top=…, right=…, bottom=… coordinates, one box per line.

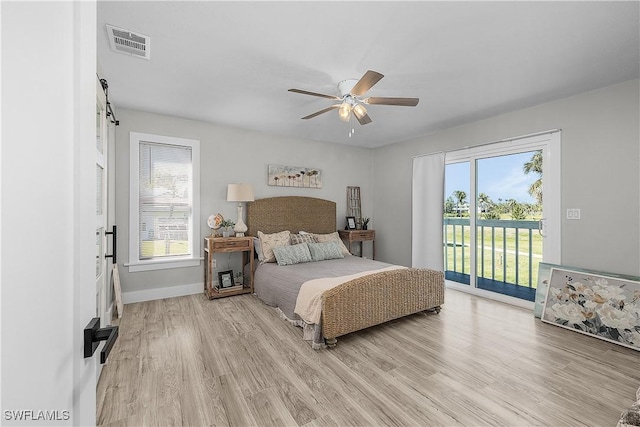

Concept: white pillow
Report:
left=257, top=230, right=291, bottom=263
left=253, top=237, right=264, bottom=262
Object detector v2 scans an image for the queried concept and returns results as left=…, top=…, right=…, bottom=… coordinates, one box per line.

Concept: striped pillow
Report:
left=290, top=233, right=319, bottom=245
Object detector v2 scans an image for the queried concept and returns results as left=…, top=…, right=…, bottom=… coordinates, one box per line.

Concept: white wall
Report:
left=114, top=80, right=640, bottom=299
left=1, top=2, right=97, bottom=425
left=114, top=109, right=373, bottom=299
left=373, top=79, right=640, bottom=277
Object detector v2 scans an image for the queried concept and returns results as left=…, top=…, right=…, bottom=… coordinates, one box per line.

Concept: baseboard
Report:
left=105, top=303, right=113, bottom=325
left=122, top=282, right=203, bottom=304
left=445, top=280, right=534, bottom=310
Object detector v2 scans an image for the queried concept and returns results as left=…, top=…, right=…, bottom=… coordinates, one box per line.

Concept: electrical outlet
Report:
left=566, top=208, right=581, bottom=220
left=212, top=259, right=216, bottom=268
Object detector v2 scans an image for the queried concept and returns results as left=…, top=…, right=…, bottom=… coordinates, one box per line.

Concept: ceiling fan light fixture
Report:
left=352, top=103, right=367, bottom=119
left=338, top=102, right=352, bottom=121
left=289, top=70, right=419, bottom=125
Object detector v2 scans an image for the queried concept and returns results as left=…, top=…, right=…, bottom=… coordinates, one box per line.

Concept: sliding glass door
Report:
left=443, top=132, right=561, bottom=302
left=444, top=161, right=471, bottom=285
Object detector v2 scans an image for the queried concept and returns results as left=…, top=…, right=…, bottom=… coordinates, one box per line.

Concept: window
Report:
left=129, top=132, right=200, bottom=272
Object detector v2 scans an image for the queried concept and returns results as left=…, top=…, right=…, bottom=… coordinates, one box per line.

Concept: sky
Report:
left=445, top=151, right=539, bottom=204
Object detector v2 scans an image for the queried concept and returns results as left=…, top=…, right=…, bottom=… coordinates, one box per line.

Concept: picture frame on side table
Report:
left=346, top=216, right=357, bottom=230
left=218, top=270, right=234, bottom=288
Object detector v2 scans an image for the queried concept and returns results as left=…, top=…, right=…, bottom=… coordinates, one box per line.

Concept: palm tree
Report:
left=444, top=196, right=455, bottom=214
left=477, top=192, right=491, bottom=213
left=453, top=190, right=467, bottom=217
left=523, top=150, right=543, bottom=205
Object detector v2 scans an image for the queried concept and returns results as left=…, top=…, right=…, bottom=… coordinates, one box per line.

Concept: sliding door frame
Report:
left=444, top=131, right=561, bottom=308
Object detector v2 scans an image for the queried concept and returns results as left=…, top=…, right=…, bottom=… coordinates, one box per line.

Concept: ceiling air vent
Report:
left=106, top=24, right=150, bottom=60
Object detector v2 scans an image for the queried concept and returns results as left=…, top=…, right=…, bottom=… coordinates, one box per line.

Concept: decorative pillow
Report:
left=272, top=243, right=312, bottom=266
left=310, top=231, right=350, bottom=255
left=290, top=233, right=319, bottom=245
left=253, top=237, right=264, bottom=262
left=307, top=241, right=345, bottom=261
left=257, top=230, right=291, bottom=263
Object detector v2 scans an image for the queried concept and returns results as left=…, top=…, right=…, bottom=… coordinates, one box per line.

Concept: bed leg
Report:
left=325, top=338, right=337, bottom=348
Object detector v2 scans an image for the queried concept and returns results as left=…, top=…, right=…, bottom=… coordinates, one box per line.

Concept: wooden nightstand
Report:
left=338, top=229, right=376, bottom=259
left=204, top=236, right=254, bottom=299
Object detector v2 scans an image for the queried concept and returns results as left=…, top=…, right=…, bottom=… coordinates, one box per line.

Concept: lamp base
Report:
left=234, top=204, right=248, bottom=237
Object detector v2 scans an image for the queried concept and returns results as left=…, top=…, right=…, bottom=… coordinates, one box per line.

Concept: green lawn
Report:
left=141, top=240, right=189, bottom=258
left=445, top=222, right=542, bottom=287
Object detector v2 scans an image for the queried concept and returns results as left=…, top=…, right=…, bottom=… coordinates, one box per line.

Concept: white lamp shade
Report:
left=227, top=183, right=255, bottom=202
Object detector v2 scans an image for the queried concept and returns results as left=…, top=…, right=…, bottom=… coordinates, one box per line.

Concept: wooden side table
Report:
left=204, top=236, right=254, bottom=299
left=338, top=229, right=375, bottom=259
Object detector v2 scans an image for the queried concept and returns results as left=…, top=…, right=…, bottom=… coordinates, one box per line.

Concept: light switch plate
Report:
left=566, top=208, right=581, bottom=220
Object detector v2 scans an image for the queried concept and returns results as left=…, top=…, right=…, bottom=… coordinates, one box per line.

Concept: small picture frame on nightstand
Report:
left=218, top=270, right=234, bottom=288
left=346, top=216, right=357, bottom=230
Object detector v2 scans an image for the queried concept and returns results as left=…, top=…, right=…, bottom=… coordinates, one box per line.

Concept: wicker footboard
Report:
left=320, top=268, right=444, bottom=342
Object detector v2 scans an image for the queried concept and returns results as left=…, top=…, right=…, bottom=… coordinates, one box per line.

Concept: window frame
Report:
left=128, top=132, right=200, bottom=272
left=442, top=131, right=561, bottom=306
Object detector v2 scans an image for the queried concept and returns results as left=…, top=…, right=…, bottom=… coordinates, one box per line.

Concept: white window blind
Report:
left=138, top=142, right=192, bottom=260
left=129, top=132, right=200, bottom=272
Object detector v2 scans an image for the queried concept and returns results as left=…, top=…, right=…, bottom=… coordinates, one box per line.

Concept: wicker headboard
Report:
left=246, top=196, right=336, bottom=236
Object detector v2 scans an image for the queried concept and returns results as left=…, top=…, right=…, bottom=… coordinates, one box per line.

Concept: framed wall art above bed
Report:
left=267, top=164, right=323, bottom=188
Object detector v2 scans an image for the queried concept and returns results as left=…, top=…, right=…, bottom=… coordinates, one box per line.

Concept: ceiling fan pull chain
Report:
left=348, top=114, right=355, bottom=137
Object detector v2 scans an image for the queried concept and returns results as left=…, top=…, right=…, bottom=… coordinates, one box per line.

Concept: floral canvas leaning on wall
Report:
left=542, top=267, right=640, bottom=351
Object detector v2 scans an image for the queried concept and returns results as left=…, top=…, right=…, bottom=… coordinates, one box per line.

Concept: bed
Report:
left=247, top=196, right=444, bottom=348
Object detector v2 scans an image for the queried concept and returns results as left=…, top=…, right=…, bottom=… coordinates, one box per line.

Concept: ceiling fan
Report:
left=288, top=70, right=419, bottom=126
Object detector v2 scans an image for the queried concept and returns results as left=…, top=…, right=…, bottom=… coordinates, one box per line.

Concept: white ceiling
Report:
left=97, top=1, right=640, bottom=148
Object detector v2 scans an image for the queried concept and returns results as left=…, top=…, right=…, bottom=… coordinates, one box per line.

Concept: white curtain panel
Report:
left=411, top=153, right=445, bottom=270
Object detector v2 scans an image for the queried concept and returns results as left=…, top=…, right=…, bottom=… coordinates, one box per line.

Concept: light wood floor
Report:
left=97, top=289, right=639, bottom=426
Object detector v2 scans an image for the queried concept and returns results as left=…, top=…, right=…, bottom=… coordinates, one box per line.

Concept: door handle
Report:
left=105, top=225, right=117, bottom=263
left=538, top=218, right=547, bottom=237
left=84, top=318, right=118, bottom=364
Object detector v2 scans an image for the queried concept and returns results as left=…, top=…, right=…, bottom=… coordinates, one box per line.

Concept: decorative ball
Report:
left=207, top=213, right=224, bottom=230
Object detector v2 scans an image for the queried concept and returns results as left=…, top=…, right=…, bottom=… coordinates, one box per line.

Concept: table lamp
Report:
left=226, top=183, right=255, bottom=237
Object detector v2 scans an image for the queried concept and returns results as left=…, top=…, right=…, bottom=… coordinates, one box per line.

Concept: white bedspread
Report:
left=294, top=265, right=407, bottom=325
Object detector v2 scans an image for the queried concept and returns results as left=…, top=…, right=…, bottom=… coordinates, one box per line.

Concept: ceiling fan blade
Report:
left=364, top=97, right=419, bottom=106
left=288, top=89, right=340, bottom=100
left=301, top=105, right=339, bottom=120
left=355, top=112, right=372, bottom=125
left=350, top=70, right=384, bottom=96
